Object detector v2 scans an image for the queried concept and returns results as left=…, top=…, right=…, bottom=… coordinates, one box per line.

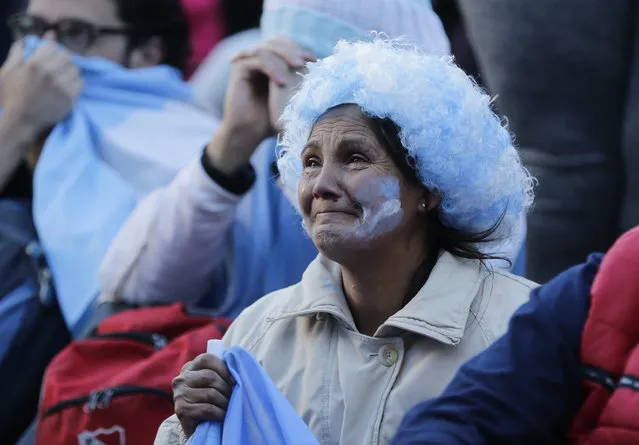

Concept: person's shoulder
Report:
left=491, top=268, right=539, bottom=293
left=471, top=267, right=539, bottom=343
left=223, top=281, right=302, bottom=350
left=484, top=266, right=539, bottom=309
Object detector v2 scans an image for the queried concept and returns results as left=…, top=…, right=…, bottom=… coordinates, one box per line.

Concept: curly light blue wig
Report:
left=277, top=38, right=535, bottom=241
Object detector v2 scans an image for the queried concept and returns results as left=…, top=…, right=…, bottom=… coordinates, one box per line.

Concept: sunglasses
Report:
left=8, top=13, right=131, bottom=53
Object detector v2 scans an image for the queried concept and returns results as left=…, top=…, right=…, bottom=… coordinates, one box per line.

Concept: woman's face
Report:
left=299, top=105, right=428, bottom=262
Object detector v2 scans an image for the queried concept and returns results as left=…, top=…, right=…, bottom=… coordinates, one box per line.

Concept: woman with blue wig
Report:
left=156, top=38, right=536, bottom=445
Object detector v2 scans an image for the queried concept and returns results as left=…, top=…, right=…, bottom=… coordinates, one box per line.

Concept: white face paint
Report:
left=353, top=177, right=404, bottom=239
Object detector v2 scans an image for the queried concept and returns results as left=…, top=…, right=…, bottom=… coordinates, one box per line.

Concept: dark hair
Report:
left=220, top=0, right=263, bottom=37
left=367, top=116, right=509, bottom=265
left=114, top=0, right=190, bottom=72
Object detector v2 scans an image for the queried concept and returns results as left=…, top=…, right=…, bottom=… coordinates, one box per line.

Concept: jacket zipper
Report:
left=41, top=385, right=173, bottom=418
left=91, top=331, right=169, bottom=350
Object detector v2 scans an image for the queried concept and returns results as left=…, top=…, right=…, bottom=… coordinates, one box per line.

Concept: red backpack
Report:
left=36, top=303, right=231, bottom=445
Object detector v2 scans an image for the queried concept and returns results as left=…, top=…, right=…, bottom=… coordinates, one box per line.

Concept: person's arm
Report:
left=391, top=253, right=603, bottom=445
left=99, top=127, right=259, bottom=306
left=100, top=40, right=314, bottom=307
left=0, top=114, right=37, bottom=191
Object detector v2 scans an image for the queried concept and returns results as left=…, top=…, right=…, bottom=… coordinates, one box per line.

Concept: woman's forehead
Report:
left=308, top=105, right=377, bottom=142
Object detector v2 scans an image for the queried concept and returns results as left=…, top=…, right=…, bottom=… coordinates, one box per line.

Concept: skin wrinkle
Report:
left=297, top=105, right=432, bottom=335
left=278, top=40, right=534, bottom=242
left=298, top=106, right=420, bottom=253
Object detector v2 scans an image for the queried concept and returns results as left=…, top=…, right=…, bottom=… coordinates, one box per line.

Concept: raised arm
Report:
left=98, top=127, right=260, bottom=306
left=99, top=39, right=314, bottom=307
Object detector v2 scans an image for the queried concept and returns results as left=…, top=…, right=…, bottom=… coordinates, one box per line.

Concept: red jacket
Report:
left=569, top=226, right=639, bottom=444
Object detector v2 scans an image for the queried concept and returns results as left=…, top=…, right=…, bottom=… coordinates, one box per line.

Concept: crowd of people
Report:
left=0, top=0, right=637, bottom=444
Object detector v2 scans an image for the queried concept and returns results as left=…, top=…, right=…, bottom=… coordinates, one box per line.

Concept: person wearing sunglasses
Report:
left=0, top=0, right=190, bottom=194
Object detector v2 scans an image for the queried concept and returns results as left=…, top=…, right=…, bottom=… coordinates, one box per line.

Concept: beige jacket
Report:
left=155, top=252, right=536, bottom=445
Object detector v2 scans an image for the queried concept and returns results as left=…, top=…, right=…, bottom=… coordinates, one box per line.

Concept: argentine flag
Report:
left=23, top=38, right=219, bottom=326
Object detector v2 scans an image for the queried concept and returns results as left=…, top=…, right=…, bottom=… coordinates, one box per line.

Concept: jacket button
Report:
left=378, top=344, right=399, bottom=367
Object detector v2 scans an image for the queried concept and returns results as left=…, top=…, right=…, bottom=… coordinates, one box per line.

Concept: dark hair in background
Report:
left=220, top=0, right=263, bottom=37
left=368, top=116, right=508, bottom=265
left=432, top=0, right=481, bottom=82
left=114, top=0, right=190, bottom=72
left=0, top=0, right=25, bottom=64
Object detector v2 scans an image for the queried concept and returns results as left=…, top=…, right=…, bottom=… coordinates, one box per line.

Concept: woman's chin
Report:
left=311, top=226, right=371, bottom=263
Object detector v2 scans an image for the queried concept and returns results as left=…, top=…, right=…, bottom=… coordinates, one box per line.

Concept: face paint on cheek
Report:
left=353, top=177, right=404, bottom=239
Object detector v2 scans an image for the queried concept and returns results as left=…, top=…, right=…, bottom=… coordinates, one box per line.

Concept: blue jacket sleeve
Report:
left=391, top=253, right=603, bottom=445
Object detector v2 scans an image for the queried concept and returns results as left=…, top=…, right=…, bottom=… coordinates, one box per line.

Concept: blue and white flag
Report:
left=23, top=38, right=219, bottom=326
left=189, top=340, right=319, bottom=445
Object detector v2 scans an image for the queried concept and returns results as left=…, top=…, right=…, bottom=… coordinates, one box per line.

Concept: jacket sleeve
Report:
left=154, top=414, right=187, bottom=445
left=391, top=253, right=603, bottom=445
left=98, top=156, right=244, bottom=306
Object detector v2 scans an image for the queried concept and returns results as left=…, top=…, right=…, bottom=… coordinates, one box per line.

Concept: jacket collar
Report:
left=272, top=252, right=489, bottom=345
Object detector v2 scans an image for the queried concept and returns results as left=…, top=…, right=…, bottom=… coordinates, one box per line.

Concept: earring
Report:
left=421, top=202, right=427, bottom=209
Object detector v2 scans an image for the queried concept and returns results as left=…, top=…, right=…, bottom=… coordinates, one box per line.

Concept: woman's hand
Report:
left=204, top=38, right=316, bottom=175
left=172, top=353, right=235, bottom=438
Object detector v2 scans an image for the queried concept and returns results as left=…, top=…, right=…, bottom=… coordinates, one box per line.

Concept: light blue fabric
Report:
left=22, top=38, right=218, bottom=327
left=189, top=346, right=319, bottom=445
left=260, top=7, right=368, bottom=59
left=203, top=139, right=318, bottom=318
left=278, top=39, right=534, bottom=243
left=260, top=1, right=435, bottom=60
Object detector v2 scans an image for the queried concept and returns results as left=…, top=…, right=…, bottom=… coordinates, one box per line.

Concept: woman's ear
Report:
left=419, top=192, right=441, bottom=213
left=127, top=37, right=165, bottom=69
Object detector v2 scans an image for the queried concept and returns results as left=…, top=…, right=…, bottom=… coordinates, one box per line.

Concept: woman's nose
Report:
left=311, top=165, right=341, bottom=201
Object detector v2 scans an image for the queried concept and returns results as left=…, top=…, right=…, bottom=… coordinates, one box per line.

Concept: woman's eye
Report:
left=348, top=154, right=367, bottom=164
left=304, top=157, right=321, bottom=168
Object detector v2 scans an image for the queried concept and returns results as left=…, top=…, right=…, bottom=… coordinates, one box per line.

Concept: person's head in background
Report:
left=220, top=0, right=262, bottom=37
left=10, top=0, right=190, bottom=71
left=261, top=0, right=451, bottom=132
left=192, top=0, right=450, bottom=123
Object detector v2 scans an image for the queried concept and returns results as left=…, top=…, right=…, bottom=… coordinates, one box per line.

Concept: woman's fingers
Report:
left=177, top=355, right=235, bottom=396
left=232, top=38, right=316, bottom=70
left=236, top=53, right=291, bottom=87
left=174, top=355, right=235, bottom=438
left=231, top=48, right=257, bottom=62
left=181, top=369, right=233, bottom=398
left=175, top=402, right=227, bottom=437
left=263, top=38, right=317, bottom=67
left=177, top=401, right=227, bottom=420
left=179, top=385, right=231, bottom=409
left=188, top=354, right=234, bottom=384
